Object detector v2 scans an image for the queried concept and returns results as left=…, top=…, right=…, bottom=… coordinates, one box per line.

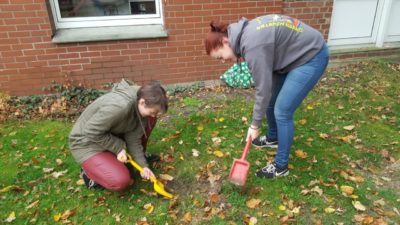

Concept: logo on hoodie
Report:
left=255, top=15, right=303, bottom=33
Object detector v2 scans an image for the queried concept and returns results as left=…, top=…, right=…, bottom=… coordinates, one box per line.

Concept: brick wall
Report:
left=4, top=0, right=396, bottom=96
left=0, top=0, right=284, bottom=95
left=282, top=0, right=333, bottom=39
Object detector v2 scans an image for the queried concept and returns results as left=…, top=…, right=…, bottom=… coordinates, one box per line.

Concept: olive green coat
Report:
left=69, top=79, right=148, bottom=167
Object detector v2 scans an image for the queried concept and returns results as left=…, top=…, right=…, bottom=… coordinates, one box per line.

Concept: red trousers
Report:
left=81, top=117, right=157, bottom=191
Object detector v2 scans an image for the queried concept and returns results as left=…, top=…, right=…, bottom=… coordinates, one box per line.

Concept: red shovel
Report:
left=229, top=136, right=252, bottom=186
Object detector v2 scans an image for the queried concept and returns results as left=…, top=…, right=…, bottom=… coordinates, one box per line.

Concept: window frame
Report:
left=49, top=0, right=164, bottom=29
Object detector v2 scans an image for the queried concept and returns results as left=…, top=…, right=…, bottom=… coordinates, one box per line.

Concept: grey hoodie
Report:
left=69, top=79, right=148, bottom=168
left=228, top=15, right=325, bottom=127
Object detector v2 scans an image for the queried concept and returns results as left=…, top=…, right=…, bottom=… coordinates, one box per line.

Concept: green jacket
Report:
left=69, top=79, right=148, bottom=167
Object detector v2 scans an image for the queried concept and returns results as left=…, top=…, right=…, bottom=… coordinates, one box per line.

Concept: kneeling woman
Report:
left=69, top=79, right=168, bottom=191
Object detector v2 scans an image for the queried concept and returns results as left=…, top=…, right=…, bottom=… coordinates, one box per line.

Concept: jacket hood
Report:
left=112, top=79, right=139, bottom=100
left=228, top=17, right=249, bottom=57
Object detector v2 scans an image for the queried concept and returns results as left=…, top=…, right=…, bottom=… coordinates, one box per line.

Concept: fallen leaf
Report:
left=349, top=175, right=364, bottom=183
left=192, top=149, right=199, bottom=157
left=159, top=174, right=174, bottom=181
left=249, top=217, right=258, bottom=225
left=0, top=185, right=23, bottom=193
left=352, top=201, right=366, bottom=211
left=143, top=203, right=154, bottom=214
left=182, top=212, right=192, bottom=223
left=5, top=211, right=16, bottom=223
left=278, top=205, right=286, bottom=211
left=210, top=193, right=220, bottom=203
left=340, top=185, right=354, bottom=195
left=212, top=137, right=222, bottom=145
left=324, top=207, right=335, bottom=214
left=311, top=186, right=323, bottom=196
left=53, top=213, right=62, bottom=222
left=52, top=170, right=68, bottom=178
left=373, top=199, right=385, bottom=207
left=61, top=209, right=76, bottom=220
left=343, top=125, right=355, bottom=131
left=246, top=199, right=261, bottom=209
left=295, top=149, right=307, bottom=159
left=362, top=215, right=374, bottom=224
left=76, top=179, right=85, bottom=186
left=114, top=213, right=121, bottom=222
left=298, top=119, right=307, bottom=125
left=319, top=133, right=329, bottom=139
left=43, top=167, right=54, bottom=173
left=300, top=189, right=310, bottom=195
left=56, top=159, right=63, bottom=165
left=26, top=200, right=39, bottom=209
left=197, top=124, right=204, bottom=131
left=213, top=150, right=224, bottom=158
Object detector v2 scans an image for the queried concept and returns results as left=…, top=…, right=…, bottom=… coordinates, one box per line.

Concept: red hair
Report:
left=204, top=21, right=229, bottom=55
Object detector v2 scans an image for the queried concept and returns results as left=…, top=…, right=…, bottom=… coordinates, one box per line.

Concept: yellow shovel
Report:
left=126, top=154, right=173, bottom=199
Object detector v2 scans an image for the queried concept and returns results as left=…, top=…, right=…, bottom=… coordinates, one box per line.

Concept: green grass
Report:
left=1, top=60, right=399, bottom=224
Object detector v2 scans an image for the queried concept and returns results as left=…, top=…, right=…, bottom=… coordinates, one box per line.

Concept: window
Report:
left=49, top=0, right=166, bottom=43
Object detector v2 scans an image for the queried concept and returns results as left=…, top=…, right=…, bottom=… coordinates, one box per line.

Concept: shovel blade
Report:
left=152, top=179, right=173, bottom=199
left=229, top=159, right=250, bottom=186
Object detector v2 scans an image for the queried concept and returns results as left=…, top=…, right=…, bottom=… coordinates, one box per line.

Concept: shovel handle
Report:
left=126, top=154, right=157, bottom=182
left=127, top=154, right=144, bottom=173
left=240, top=136, right=252, bottom=160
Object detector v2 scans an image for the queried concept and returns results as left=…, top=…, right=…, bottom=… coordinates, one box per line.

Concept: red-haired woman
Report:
left=205, top=15, right=329, bottom=179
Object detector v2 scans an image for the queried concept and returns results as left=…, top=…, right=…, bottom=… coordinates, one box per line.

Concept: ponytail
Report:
left=209, top=21, right=228, bottom=33
left=204, top=20, right=229, bottom=55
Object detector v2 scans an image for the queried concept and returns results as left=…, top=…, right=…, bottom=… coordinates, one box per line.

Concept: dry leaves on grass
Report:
left=246, top=198, right=261, bottom=209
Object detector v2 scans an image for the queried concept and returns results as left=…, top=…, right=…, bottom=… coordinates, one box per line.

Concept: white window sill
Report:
left=52, top=24, right=168, bottom=43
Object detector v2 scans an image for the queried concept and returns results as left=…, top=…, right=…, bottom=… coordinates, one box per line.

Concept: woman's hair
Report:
left=204, top=21, right=229, bottom=55
left=137, top=82, right=168, bottom=113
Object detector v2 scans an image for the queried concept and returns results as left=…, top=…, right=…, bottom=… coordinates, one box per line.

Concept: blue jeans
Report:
left=266, top=43, right=329, bottom=168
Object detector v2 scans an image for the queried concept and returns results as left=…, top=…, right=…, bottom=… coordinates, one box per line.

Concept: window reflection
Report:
left=58, top=0, right=156, bottom=18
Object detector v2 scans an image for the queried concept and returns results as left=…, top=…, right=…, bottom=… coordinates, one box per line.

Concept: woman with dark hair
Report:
left=205, top=15, right=329, bottom=179
left=69, top=79, right=168, bottom=190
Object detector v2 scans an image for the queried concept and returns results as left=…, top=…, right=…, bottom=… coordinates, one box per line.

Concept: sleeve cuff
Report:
left=251, top=119, right=262, bottom=127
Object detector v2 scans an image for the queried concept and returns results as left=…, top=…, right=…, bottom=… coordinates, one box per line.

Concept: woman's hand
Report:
left=117, top=149, right=127, bottom=162
left=247, top=126, right=260, bottom=141
left=141, top=167, right=155, bottom=180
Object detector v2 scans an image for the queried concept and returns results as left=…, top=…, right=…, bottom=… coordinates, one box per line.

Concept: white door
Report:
left=386, top=0, right=400, bottom=42
left=328, top=0, right=384, bottom=46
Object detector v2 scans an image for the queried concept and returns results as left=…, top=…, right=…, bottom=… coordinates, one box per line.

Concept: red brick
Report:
left=80, top=52, right=101, bottom=58
left=24, top=49, right=45, bottom=56
left=0, top=12, right=14, bottom=19
left=1, top=4, right=24, bottom=11
left=47, top=59, right=69, bottom=66
left=62, top=65, right=83, bottom=71
left=70, top=58, right=90, bottom=64
left=183, top=5, right=203, bottom=10
left=59, top=53, right=80, bottom=59
left=100, top=51, right=121, bottom=57
left=20, top=36, right=42, bottom=43
left=5, top=62, right=26, bottom=69
left=4, top=18, right=27, bottom=25
left=23, top=4, right=43, bottom=11
left=14, top=11, right=37, bottom=17
left=27, top=61, right=48, bottom=67
left=2, top=51, right=23, bottom=57
left=9, top=31, right=30, bottom=38
left=15, top=56, right=36, bottom=62
left=174, top=0, right=193, bottom=4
